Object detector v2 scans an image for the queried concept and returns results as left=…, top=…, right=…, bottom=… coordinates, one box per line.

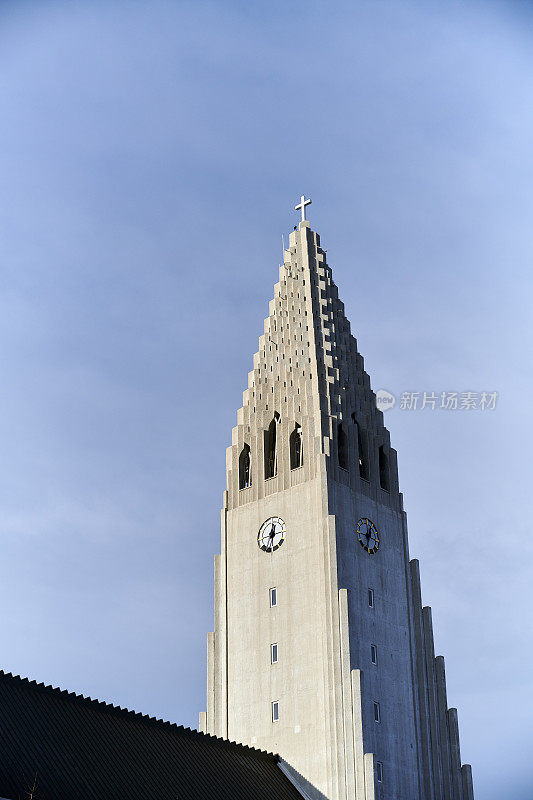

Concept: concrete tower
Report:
left=199, top=203, right=474, bottom=800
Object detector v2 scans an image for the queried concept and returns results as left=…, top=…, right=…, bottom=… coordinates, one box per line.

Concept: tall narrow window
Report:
left=264, top=413, right=279, bottom=479
left=374, top=701, right=381, bottom=723
left=239, top=444, right=252, bottom=489
left=379, top=445, right=390, bottom=491
left=290, top=423, right=303, bottom=470
left=270, top=587, right=277, bottom=607
left=371, top=644, right=377, bottom=665
left=353, top=415, right=369, bottom=480
left=271, top=643, right=278, bottom=664
left=368, top=588, right=374, bottom=608
left=272, top=701, right=279, bottom=722
left=338, top=423, right=349, bottom=471
left=376, top=762, right=383, bottom=783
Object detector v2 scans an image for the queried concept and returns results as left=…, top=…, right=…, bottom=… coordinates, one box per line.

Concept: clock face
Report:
left=357, top=518, right=380, bottom=554
left=258, top=517, right=286, bottom=552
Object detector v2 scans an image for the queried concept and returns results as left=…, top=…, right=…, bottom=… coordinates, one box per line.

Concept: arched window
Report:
left=353, top=414, right=369, bottom=480
left=379, top=445, right=390, bottom=491
left=239, top=444, right=252, bottom=489
left=264, top=413, right=279, bottom=479
left=290, top=424, right=303, bottom=470
left=338, top=423, right=349, bottom=471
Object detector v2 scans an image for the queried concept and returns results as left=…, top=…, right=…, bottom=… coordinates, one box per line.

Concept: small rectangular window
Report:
left=376, top=761, right=383, bottom=783
left=368, top=588, right=374, bottom=608
left=272, top=701, right=279, bottom=722
left=271, top=643, right=278, bottom=664
left=371, top=644, right=377, bottom=665
left=270, top=587, right=277, bottom=607
left=374, top=701, right=381, bottom=723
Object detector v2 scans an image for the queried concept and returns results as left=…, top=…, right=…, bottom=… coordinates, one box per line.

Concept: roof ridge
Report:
left=0, top=670, right=279, bottom=759
left=0, top=670, right=179, bottom=729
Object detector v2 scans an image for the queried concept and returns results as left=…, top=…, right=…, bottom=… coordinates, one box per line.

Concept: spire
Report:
left=203, top=205, right=472, bottom=800
left=224, top=209, right=399, bottom=510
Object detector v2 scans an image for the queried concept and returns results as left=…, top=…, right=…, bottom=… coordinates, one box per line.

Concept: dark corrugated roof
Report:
left=0, top=670, right=304, bottom=800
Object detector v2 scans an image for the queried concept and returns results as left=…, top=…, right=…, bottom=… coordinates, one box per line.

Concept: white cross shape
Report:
left=294, top=195, right=312, bottom=222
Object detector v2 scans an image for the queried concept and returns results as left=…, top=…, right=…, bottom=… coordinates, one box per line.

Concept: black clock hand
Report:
left=266, top=525, right=275, bottom=549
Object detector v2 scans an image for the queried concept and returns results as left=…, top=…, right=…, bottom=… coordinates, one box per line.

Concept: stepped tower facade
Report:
left=199, top=204, right=474, bottom=800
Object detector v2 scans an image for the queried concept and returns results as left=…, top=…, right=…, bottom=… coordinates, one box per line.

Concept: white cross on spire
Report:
left=295, top=195, right=312, bottom=222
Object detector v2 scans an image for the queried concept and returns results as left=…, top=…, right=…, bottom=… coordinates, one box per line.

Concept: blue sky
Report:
left=0, top=1, right=532, bottom=797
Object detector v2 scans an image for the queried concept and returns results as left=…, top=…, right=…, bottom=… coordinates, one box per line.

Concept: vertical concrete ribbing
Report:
left=351, top=670, right=366, bottom=800
left=205, top=631, right=215, bottom=733
left=447, top=709, right=463, bottom=800
left=213, top=502, right=229, bottom=739
left=461, top=765, right=474, bottom=800
left=409, top=560, right=434, bottom=800
left=325, top=512, right=347, bottom=800
left=423, top=606, right=443, bottom=800
left=363, top=753, right=375, bottom=800
left=435, top=656, right=452, bottom=799
left=338, top=589, right=356, bottom=798
left=213, top=555, right=221, bottom=734
left=403, top=533, right=423, bottom=800
left=314, top=486, right=347, bottom=799
left=320, top=478, right=339, bottom=799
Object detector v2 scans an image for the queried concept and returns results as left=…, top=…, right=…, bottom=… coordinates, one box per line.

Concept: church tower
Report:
left=199, top=200, right=474, bottom=800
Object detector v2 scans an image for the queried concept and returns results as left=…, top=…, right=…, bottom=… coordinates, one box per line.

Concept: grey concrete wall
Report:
left=330, top=480, right=420, bottom=799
